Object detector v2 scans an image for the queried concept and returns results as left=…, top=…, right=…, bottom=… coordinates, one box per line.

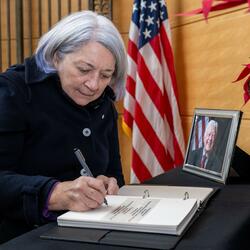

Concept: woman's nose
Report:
left=85, top=74, right=99, bottom=91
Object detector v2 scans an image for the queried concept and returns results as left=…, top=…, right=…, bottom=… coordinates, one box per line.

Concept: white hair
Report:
left=35, top=11, right=127, bottom=100
left=205, top=120, right=218, bottom=135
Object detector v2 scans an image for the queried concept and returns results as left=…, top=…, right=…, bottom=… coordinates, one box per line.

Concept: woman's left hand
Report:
left=96, top=175, right=119, bottom=195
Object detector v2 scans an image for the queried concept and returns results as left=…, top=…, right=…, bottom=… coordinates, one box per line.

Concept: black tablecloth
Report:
left=1, top=168, right=250, bottom=250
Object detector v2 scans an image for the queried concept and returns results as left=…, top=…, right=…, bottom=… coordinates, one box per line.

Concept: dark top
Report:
left=187, top=147, right=222, bottom=173
left=0, top=57, right=124, bottom=243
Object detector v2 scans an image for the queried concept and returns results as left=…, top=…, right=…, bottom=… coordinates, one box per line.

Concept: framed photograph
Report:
left=183, top=108, right=242, bottom=184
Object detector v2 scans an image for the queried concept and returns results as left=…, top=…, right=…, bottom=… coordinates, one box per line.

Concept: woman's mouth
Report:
left=77, top=89, right=95, bottom=97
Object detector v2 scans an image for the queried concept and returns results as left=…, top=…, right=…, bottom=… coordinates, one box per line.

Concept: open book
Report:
left=57, top=185, right=215, bottom=236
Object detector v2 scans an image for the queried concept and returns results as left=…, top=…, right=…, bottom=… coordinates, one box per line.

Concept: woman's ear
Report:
left=52, top=53, right=59, bottom=68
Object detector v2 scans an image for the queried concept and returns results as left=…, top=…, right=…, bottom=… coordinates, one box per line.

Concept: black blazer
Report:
left=187, top=147, right=222, bottom=173
left=0, top=57, right=124, bottom=243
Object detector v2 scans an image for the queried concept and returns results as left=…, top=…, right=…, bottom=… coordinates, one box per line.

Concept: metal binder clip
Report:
left=183, top=192, right=189, bottom=200
left=143, top=189, right=150, bottom=199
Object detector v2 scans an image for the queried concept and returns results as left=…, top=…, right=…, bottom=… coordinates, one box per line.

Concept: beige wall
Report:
left=1, top=0, right=250, bottom=184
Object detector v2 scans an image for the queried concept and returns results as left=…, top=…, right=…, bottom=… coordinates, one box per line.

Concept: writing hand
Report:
left=48, top=176, right=108, bottom=212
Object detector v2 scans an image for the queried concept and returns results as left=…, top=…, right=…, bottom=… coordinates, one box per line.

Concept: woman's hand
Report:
left=48, top=176, right=111, bottom=212
left=96, top=175, right=119, bottom=195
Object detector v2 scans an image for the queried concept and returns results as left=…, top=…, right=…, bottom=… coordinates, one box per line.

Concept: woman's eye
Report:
left=78, top=68, right=90, bottom=74
left=101, top=74, right=112, bottom=79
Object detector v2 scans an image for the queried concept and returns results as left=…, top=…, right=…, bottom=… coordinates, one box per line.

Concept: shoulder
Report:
left=0, top=68, right=27, bottom=131
left=0, top=64, right=25, bottom=95
left=0, top=63, right=30, bottom=105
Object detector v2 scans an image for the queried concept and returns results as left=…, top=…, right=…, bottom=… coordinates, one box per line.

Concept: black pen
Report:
left=74, top=148, right=108, bottom=206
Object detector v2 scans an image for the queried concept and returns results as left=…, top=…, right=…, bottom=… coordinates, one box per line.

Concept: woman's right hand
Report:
left=48, top=176, right=108, bottom=212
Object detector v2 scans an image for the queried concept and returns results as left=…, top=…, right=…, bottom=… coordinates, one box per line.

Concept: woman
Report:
left=0, top=10, right=126, bottom=243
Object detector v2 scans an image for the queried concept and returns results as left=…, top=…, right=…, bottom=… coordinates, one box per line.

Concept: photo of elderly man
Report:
left=188, top=119, right=222, bottom=173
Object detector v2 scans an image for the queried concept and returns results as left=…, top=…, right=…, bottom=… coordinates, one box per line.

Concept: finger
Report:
left=86, top=177, right=107, bottom=195
left=105, top=177, right=119, bottom=195
left=84, top=186, right=107, bottom=205
left=96, top=175, right=109, bottom=188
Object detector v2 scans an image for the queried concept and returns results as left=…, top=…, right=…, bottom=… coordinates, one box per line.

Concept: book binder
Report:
left=41, top=185, right=218, bottom=250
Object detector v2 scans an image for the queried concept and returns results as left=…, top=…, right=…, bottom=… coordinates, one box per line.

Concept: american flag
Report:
left=122, top=0, right=185, bottom=183
left=191, top=116, right=210, bottom=151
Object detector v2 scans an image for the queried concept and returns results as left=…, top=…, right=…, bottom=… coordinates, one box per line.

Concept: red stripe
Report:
left=149, top=34, right=162, bottom=63
left=127, top=40, right=138, bottom=64
left=173, top=135, right=184, bottom=165
left=137, top=53, right=165, bottom=117
left=125, top=75, right=136, bottom=98
left=162, top=90, right=174, bottom=132
left=134, top=102, right=174, bottom=171
left=132, top=149, right=152, bottom=182
left=123, top=109, right=133, bottom=130
left=160, top=25, right=179, bottom=99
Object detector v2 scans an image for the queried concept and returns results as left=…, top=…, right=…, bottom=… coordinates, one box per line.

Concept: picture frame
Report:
left=183, top=108, right=242, bottom=184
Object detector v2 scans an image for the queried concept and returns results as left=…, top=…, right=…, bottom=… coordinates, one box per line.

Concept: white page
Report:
left=57, top=195, right=198, bottom=235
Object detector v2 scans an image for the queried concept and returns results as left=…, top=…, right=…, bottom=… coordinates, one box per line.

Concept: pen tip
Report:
left=104, top=198, right=108, bottom=206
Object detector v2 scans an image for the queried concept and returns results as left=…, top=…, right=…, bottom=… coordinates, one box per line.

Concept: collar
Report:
left=24, top=56, right=58, bottom=84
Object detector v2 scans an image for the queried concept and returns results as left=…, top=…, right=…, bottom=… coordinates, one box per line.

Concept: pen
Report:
left=74, top=148, right=108, bottom=206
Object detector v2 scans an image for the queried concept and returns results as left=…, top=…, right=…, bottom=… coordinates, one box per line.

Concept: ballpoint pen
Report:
left=74, top=148, right=108, bottom=206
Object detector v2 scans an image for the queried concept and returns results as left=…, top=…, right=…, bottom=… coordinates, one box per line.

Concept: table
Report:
left=1, top=168, right=250, bottom=250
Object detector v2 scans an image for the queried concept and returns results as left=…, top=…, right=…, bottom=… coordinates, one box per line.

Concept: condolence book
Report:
left=57, top=185, right=215, bottom=236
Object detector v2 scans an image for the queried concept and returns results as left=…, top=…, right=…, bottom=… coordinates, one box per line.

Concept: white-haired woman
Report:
left=0, top=10, right=126, bottom=243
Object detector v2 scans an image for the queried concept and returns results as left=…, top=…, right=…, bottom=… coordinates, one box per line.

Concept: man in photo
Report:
left=188, top=120, right=222, bottom=172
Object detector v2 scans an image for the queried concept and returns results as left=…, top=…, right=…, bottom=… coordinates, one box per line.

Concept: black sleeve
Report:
left=106, top=103, right=125, bottom=187
left=0, top=77, right=57, bottom=226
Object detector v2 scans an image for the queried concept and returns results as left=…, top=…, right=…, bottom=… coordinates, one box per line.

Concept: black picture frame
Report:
left=183, top=108, right=242, bottom=184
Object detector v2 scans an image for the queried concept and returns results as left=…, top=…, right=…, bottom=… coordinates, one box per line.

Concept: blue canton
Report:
left=132, top=0, right=168, bottom=48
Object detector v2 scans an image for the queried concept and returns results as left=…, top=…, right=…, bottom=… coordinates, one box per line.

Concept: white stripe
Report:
left=129, top=21, right=139, bottom=45
left=123, top=90, right=135, bottom=119
left=198, top=121, right=203, bottom=148
left=127, top=55, right=137, bottom=80
left=130, top=170, right=139, bottom=184
left=123, top=55, right=137, bottom=119
left=162, top=19, right=172, bottom=46
left=132, top=123, right=164, bottom=178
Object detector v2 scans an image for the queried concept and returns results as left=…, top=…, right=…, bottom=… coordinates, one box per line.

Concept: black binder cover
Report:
left=40, top=226, right=180, bottom=250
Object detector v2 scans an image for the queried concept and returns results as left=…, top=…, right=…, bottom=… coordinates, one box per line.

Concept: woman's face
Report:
left=53, top=42, right=115, bottom=106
